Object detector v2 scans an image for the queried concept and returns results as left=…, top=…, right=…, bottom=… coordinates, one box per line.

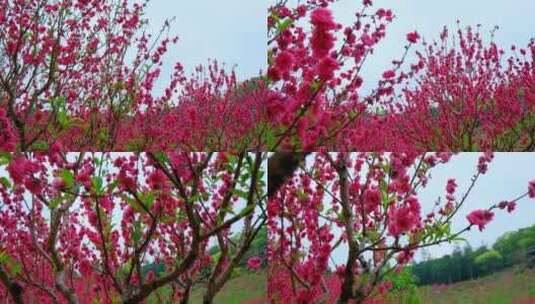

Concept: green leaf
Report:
left=375, top=107, right=387, bottom=115
left=31, top=140, right=49, bottom=151
left=161, top=215, right=174, bottom=224
left=212, top=251, right=222, bottom=263
left=10, top=262, right=21, bottom=276
left=97, top=128, right=109, bottom=145
left=50, top=197, right=62, bottom=209
left=190, top=193, right=202, bottom=203
left=107, top=180, right=119, bottom=193
left=92, top=176, right=104, bottom=195
left=53, top=96, right=66, bottom=105
left=0, top=251, right=22, bottom=276
left=123, top=195, right=143, bottom=213
left=310, top=80, right=321, bottom=93
left=269, top=11, right=280, bottom=24
left=348, top=109, right=359, bottom=121
left=61, top=169, right=75, bottom=189
left=0, top=251, right=9, bottom=264
left=152, top=152, right=169, bottom=163
left=132, top=220, right=142, bottom=244
left=296, top=188, right=307, bottom=201
left=265, top=126, right=277, bottom=150
left=0, top=152, right=12, bottom=165
left=277, top=18, right=293, bottom=32
left=231, top=267, right=242, bottom=279
left=139, top=191, right=155, bottom=209
left=0, top=177, right=11, bottom=189
left=367, top=230, right=380, bottom=243
left=451, top=236, right=468, bottom=243
left=222, top=205, right=237, bottom=216
left=227, top=154, right=238, bottom=165
left=231, top=188, right=249, bottom=200
left=337, top=211, right=346, bottom=222
left=57, top=110, right=69, bottom=128
left=51, top=96, right=66, bottom=109
left=379, top=178, right=389, bottom=205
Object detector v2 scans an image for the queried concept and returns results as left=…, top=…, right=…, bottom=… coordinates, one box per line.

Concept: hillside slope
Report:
left=412, top=268, right=535, bottom=304
left=189, top=271, right=267, bottom=304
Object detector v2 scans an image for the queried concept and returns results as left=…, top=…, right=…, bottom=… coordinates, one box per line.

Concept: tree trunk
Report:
left=268, top=152, right=309, bottom=197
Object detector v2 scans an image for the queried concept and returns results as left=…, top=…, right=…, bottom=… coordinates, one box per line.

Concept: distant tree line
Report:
left=410, top=223, right=535, bottom=286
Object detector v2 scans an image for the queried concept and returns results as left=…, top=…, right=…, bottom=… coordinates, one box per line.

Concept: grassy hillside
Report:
left=189, top=271, right=267, bottom=304
left=148, top=267, right=535, bottom=303
left=390, top=267, right=535, bottom=304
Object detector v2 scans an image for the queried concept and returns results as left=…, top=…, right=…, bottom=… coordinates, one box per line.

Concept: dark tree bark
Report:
left=268, top=152, right=309, bottom=198
left=0, top=266, right=24, bottom=304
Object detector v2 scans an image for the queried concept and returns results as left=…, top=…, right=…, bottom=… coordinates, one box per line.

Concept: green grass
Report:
left=146, top=271, right=266, bottom=303
left=189, top=271, right=267, bottom=304
left=390, top=268, right=535, bottom=304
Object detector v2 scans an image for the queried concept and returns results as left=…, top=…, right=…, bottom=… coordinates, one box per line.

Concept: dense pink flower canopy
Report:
left=0, top=151, right=267, bottom=303
left=0, top=0, right=533, bottom=152
left=1, top=0, right=535, bottom=303
left=267, top=0, right=535, bottom=152
left=0, top=0, right=269, bottom=152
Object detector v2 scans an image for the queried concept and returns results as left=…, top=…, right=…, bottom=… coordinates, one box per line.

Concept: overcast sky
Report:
left=144, top=0, right=535, bottom=92
left=144, top=0, right=266, bottom=86
left=325, top=0, right=535, bottom=94
left=416, top=153, right=535, bottom=260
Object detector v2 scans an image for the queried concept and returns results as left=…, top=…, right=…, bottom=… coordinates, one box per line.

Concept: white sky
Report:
left=144, top=0, right=266, bottom=86
left=328, top=0, right=535, bottom=94
left=144, top=0, right=535, bottom=95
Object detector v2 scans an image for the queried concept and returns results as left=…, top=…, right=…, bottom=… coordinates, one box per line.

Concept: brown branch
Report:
left=332, top=154, right=359, bottom=303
